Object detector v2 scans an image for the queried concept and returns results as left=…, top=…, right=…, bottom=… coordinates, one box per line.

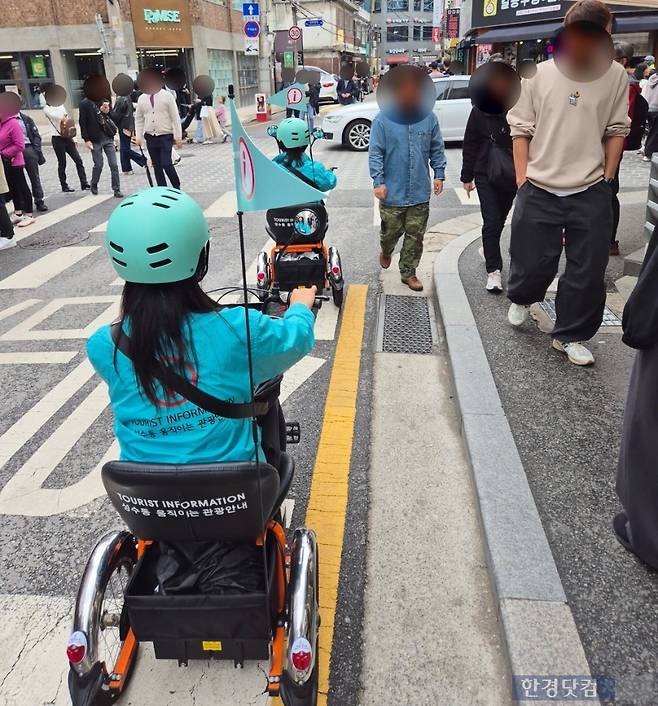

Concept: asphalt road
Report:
left=459, top=158, right=658, bottom=706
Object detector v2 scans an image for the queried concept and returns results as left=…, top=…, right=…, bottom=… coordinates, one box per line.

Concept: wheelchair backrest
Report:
left=266, top=202, right=328, bottom=245
left=102, top=461, right=280, bottom=543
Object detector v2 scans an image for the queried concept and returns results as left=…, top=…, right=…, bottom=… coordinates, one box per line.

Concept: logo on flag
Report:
left=268, top=82, right=308, bottom=113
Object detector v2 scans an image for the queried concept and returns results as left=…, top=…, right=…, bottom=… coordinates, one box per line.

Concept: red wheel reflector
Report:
left=291, top=649, right=312, bottom=672
left=67, top=631, right=87, bottom=664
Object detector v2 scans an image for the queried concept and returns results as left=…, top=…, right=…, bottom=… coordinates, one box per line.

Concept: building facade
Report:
left=0, top=0, right=264, bottom=109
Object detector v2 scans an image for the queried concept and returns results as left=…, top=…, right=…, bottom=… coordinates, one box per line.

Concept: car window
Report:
left=435, top=81, right=450, bottom=101
left=448, top=81, right=470, bottom=100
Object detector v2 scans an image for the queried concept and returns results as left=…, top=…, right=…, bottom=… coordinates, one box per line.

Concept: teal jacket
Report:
left=87, top=304, right=315, bottom=464
left=273, top=152, right=337, bottom=192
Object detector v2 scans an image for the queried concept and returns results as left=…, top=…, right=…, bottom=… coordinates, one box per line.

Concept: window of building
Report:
left=374, top=0, right=381, bottom=12
left=387, top=0, right=409, bottom=11
left=413, top=0, right=434, bottom=11
left=387, top=26, right=409, bottom=42
left=414, top=25, right=433, bottom=40
left=0, top=52, right=53, bottom=108
left=237, top=54, right=259, bottom=107
left=207, top=49, right=233, bottom=105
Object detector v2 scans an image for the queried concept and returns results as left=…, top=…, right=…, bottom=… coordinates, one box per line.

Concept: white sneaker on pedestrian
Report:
left=486, top=270, right=503, bottom=293
left=17, top=215, right=36, bottom=227
left=552, top=339, right=595, bottom=366
left=643, top=156, right=651, bottom=162
left=508, top=303, right=529, bottom=327
left=122, top=170, right=134, bottom=175
left=10, top=212, right=22, bottom=225
left=0, top=236, right=16, bottom=250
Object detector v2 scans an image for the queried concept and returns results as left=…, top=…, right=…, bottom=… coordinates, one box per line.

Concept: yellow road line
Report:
left=304, top=284, right=368, bottom=705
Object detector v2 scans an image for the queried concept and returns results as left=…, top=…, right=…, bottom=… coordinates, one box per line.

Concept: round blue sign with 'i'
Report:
left=244, top=20, right=260, bottom=38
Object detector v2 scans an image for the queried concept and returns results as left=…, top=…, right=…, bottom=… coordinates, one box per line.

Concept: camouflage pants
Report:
left=379, top=202, right=430, bottom=279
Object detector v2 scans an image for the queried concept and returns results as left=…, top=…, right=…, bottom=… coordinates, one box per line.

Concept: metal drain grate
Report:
left=538, top=299, right=622, bottom=327
left=379, top=295, right=433, bottom=354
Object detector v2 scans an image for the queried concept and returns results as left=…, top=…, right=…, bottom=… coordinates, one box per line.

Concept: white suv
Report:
left=321, top=75, right=472, bottom=151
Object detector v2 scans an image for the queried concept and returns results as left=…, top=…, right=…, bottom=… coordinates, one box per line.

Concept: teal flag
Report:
left=229, top=98, right=326, bottom=213
left=268, top=82, right=308, bottom=113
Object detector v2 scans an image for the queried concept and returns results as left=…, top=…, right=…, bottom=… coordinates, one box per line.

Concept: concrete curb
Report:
left=433, top=227, right=594, bottom=684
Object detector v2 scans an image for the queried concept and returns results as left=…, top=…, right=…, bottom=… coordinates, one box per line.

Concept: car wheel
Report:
left=343, top=120, right=371, bottom=151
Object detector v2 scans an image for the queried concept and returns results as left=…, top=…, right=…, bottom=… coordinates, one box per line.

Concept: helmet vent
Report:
left=109, top=241, right=124, bottom=253
left=152, top=202, right=170, bottom=209
left=112, top=257, right=127, bottom=267
left=120, top=201, right=134, bottom=208
left=146, top=242, right=169, bottom=254
left=150, top=258, right=172, bottom=269
left=162, top=194, right=178, bottom=201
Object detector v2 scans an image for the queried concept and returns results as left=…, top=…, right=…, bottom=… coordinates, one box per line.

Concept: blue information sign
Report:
left=244, top=20, right=260, bottom=38
left=242, top=2, right=259, bottom=17
left=304, top=18, right=323, bottom=27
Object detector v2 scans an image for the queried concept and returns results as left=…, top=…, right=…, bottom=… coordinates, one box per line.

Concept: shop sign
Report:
left=30, top=55, right=48, bottom=78
left=446, top=8, right=460, bottom=38
left=130, top=0, right=193, bottom=48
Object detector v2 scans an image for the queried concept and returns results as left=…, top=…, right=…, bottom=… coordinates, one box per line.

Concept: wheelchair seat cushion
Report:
left=102, top=459, right=284, bottom=542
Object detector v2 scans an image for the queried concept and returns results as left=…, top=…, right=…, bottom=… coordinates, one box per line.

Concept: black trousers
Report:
left=23, top=145, right=44, bottom=205
left=610, top=158, right=622, bottom=245
left=475, top=177, right=516, bottom=273
left=145, top=133, right=180, bottom=189
left=507, top=180, right=613, bottom=343
left=0, top=201, right=13, bottom=239
left=52, top=135, right=88, bottom=189
left=2, top=159, right=33, bottom=214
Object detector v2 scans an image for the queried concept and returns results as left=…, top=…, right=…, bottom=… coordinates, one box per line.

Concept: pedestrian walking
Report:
left=505, top=0, right=630, bottom=367
left=215, top=96, right=231, bottom=143
left=614, top=224, right=658, bottom=571
left=111, top=93, right=147, bottom=175
left=44, top=90, right=90, bottom=193
left=134, top=70, right=182, bottom=189
left=441, top=55, right=455, bottom=76
left=79, top=96, right=122, bottom=198
left=641, top=71, right=658, bottom=161
left=306, top=82, right=321, bottom=131
left=610, top=45, right=649, bottom=255
left=461, top=105, right=516, bottom=293
left=0, top=95, right=35, bottom=228
left=0, top=150, right=15, bottom=250
left=369, top=66, right=447, bottom=292
left=17, top=111, right=47, bottom=212
left=200, top=94, right=221, bottom=144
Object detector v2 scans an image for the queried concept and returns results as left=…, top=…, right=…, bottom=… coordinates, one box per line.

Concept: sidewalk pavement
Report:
left=361, top=215, right=511, bottom=705
left=438, top=196, right=658, bottom=705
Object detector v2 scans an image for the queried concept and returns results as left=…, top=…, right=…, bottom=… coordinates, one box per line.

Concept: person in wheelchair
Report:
left=87, top=185, right=317, bottom=464
left=272, top=117, right=337, bottom=193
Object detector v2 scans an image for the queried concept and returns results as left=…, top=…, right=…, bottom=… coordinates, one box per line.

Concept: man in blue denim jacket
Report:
left=369, top=75, right=447, bottom=291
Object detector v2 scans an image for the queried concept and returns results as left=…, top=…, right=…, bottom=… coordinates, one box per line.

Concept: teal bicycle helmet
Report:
left=105, top=187, right=209, bottom=284
left=276, top=117, right=310, bottom=148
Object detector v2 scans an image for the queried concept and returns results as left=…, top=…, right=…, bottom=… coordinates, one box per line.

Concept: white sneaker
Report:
left=477, top=246, right=485, bottom=262
left=17, top=215, right=36, bottom=227
left=552, top=339, right=595, bottom=366
left=10, top=213, right=22, bottom=225
left=486, top=270, right=503, bottom=293
left=508, top=303, right=529, bottom=327
left=643, top=156, right=651, bottom=162
left=0, top=236, right=16, bottom=250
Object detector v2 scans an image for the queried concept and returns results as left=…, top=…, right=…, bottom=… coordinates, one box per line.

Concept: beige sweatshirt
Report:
left=134, top=89, right=182, bottom=142
left=507, top=59, right=630, bottom=192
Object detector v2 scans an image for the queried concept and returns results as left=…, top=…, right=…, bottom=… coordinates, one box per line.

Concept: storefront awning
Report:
left=386, top=55, right=410, bottom=64
left=473, top=21, right=563, bottom=45
left=615, top=13, right=658, bottom=32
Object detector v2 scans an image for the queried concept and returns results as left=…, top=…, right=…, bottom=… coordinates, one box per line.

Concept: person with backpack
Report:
left=17, top=110, right=47, bottom=212
left=44, top=87, right=90, bottom=193
left=79, top=95, right=122, bottom=198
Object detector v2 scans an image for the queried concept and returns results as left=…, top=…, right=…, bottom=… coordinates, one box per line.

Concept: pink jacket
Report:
left=216, top=104, right=228, bottom=124
left=0, top=115, right=25, bottom=167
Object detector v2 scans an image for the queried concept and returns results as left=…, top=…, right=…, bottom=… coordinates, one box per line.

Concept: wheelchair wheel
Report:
left=69, top=531, right=138, bottom=705
left=331, top=282, right=344, bottom=309
left=279, top=660, right=318, bottom=706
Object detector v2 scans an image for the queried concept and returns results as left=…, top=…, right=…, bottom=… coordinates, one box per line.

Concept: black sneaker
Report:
left=81, top=184, right=91, bottom=191
left=36, top=203, right=49, bottom=212
left=62, top=185, right=75, bottom=193
left=113, top=191, right=124, bottom=198
left=90, top=185, right=98, bottom=195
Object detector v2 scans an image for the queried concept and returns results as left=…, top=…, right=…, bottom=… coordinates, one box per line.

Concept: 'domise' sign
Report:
left=130, top=0, right=193, bottom=47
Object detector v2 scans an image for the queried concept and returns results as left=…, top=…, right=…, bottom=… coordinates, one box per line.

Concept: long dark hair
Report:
left=116, top=278, right=218, bottom=405
left=278, top=143, right=307, bottom=167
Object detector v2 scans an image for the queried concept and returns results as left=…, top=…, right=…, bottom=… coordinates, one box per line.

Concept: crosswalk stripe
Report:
left=0, top=351, right=77, bottom=364
left=204, top=190, right=238, bottom=219
left=0, top=299, right=41, bottom=322
left=0, top=246, right=100, bottom=290
left=89, top=220, right=108, bottom=233
left=14, top=194, right=112, bottom=242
